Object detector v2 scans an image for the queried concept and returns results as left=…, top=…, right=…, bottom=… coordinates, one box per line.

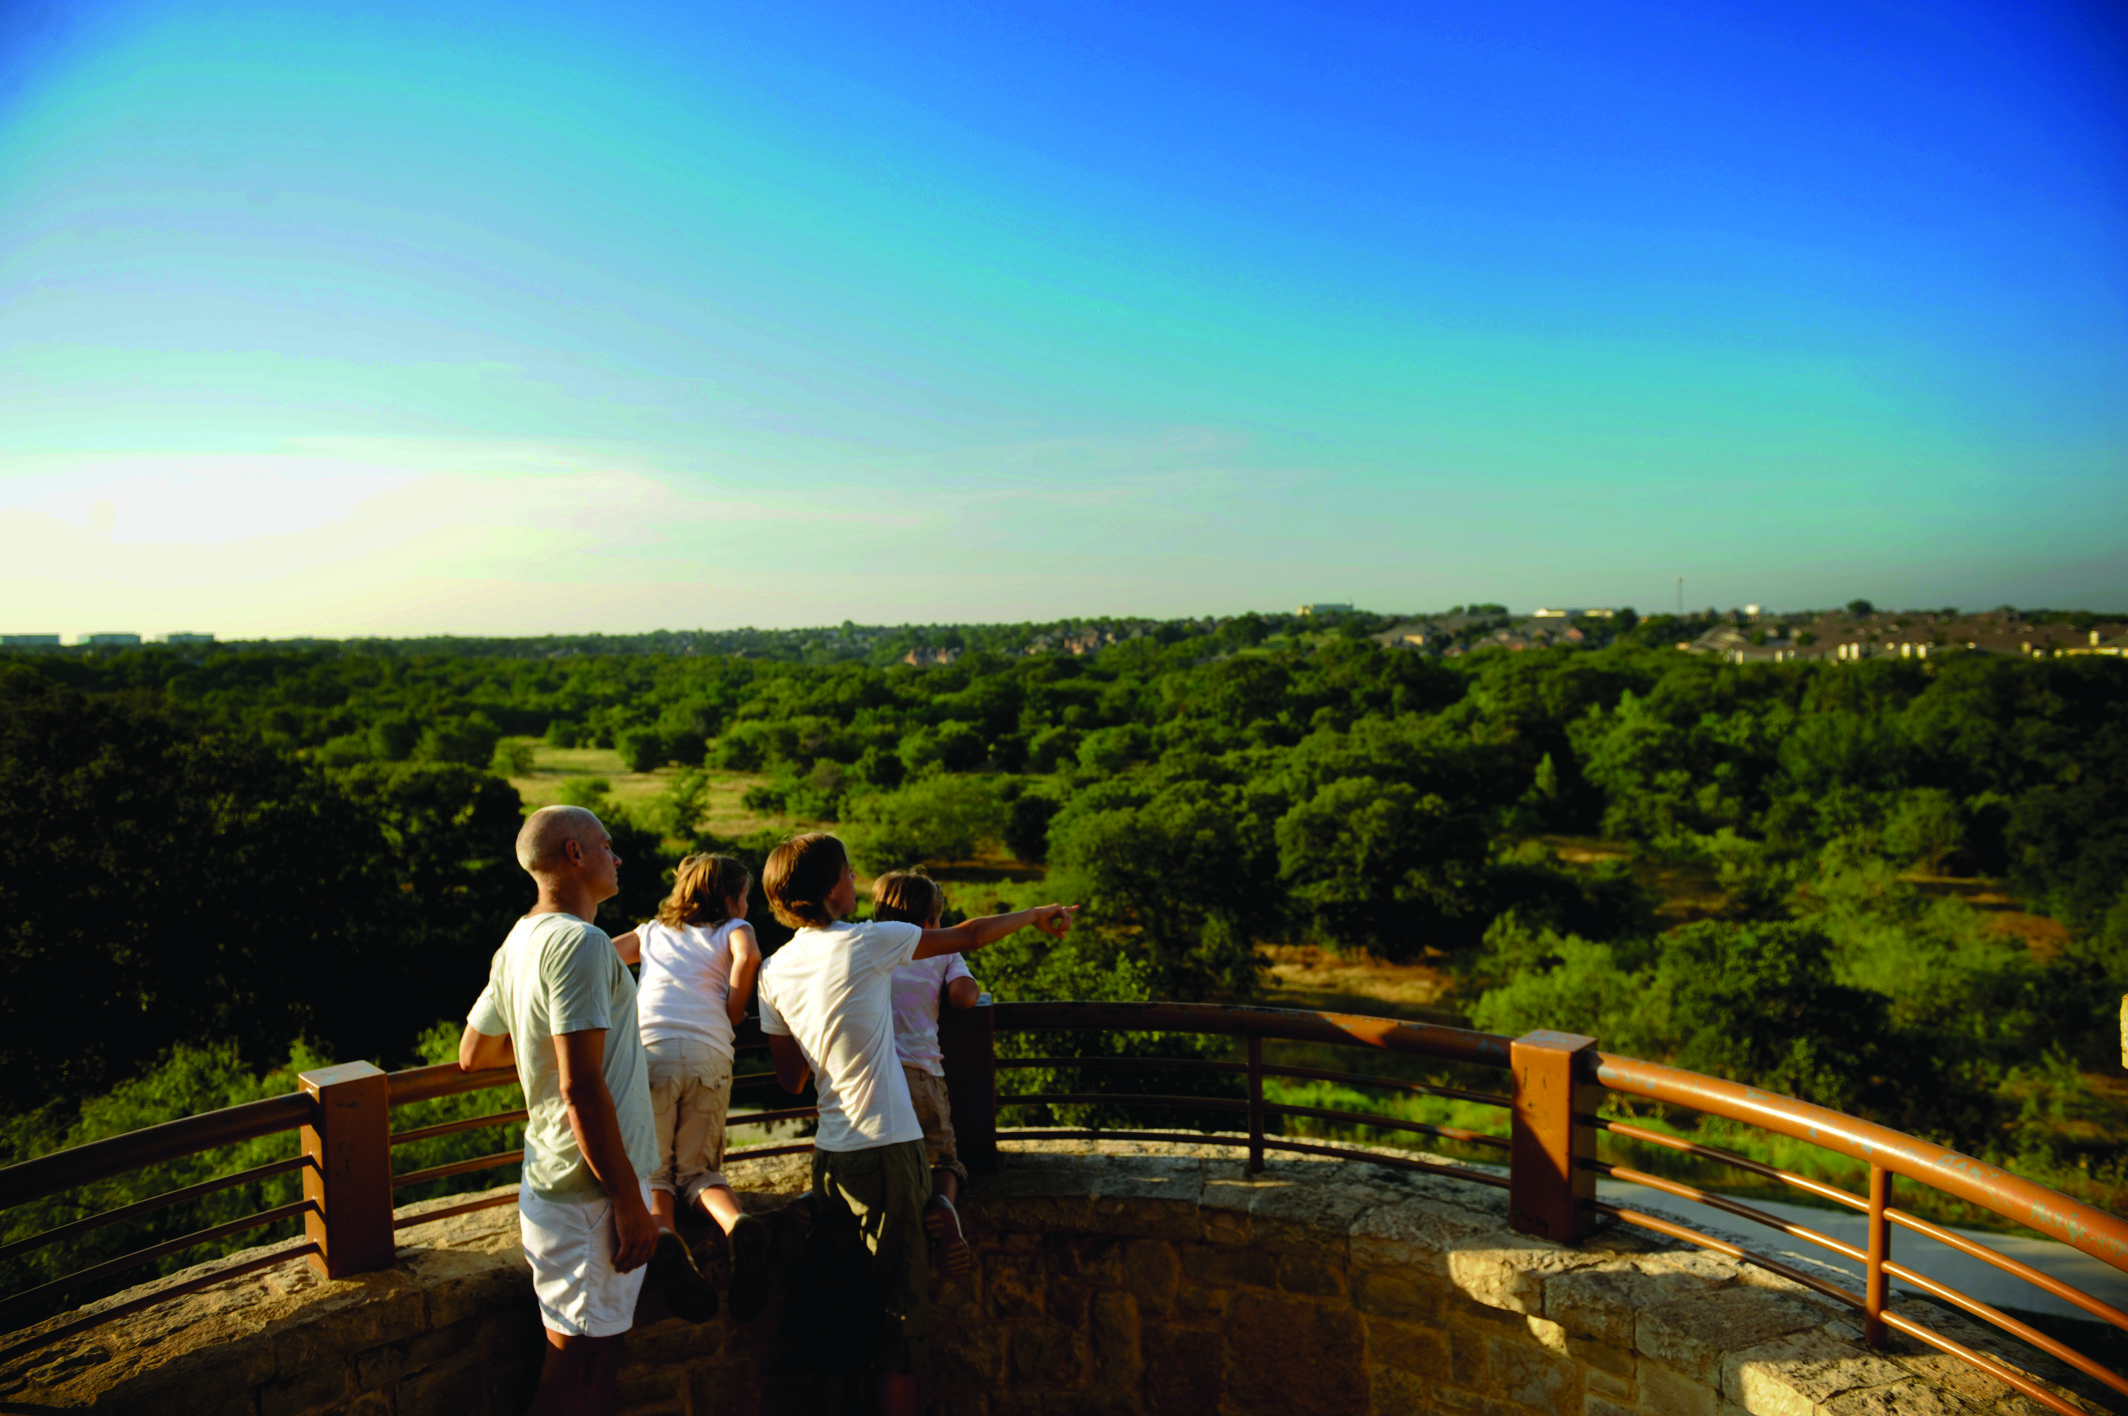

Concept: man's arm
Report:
left=459, top=1024, right=514, bottom=1072
left=609, top=928, right=642, bottom=966
left=913, top=904, right=1076, bottom=961
left=945, top=975, right=982, bottom=1009
left=552, top=1028, right=658, bottom=1272
left=766, top=1033, right=812, bottom=1094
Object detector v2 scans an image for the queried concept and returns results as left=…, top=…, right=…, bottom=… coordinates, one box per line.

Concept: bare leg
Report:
left=526, top=1330, right=625, bottom=1416
left=880, top=1371, right=918, bottom=1416
left=932, top=1169, right=959, bottom=1206
left=696, top=1183, right=745, bottom=1233
left=651, top=1188, right=679, bottom=1233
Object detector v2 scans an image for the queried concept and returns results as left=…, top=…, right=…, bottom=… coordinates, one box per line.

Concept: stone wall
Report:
left=1, top=1139, right=2107, bottom=1415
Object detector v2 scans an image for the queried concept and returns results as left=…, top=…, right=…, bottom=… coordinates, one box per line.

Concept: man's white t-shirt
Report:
left=635, top=917, right=743, bottom=1059
left=757, top=920, right=923, bottom=1152
left=890, top=953, right=973, bottom=1077
left=467, top=912, right=657, bottom=1202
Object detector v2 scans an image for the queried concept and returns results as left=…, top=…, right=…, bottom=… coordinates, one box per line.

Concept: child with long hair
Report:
left=611, top=852, right=768, bottom=1323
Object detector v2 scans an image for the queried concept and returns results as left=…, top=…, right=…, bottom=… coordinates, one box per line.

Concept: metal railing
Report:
left=2, top=1002, right=2122, bottom=1416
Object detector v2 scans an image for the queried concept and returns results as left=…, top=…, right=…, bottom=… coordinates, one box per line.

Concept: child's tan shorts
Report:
left=646, top=1039, right=732, bottom=1204
left=901, top=1064, right=968, bottom=1182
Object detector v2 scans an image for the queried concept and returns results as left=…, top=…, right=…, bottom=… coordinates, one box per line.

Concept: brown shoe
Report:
left=650, top=1229, right=719, bottom=1323
left=924, top=1194, right=973, bottom=1280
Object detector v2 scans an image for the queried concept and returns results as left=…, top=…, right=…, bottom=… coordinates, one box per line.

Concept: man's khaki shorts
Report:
left=901, top=1064, right=968, bottom=1183
left=645, top=1038, right=732, bottom=1204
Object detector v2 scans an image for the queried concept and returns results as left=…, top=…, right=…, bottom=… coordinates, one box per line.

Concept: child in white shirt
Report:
left=872, top=870, right=979, bottom=1279
left=611, top=852, right=766, bottom=1323
left=757, top=833, right=1073, bottom=1408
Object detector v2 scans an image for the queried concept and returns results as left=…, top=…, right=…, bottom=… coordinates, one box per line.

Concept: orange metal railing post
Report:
left=1247, top=1032, right=1265, bottom=1174
left=1866, top=1165, right=1891, bottom=1347
left=1510, top=1030, right=1598, bottom=1244
left=940, top=992, right=999, bottom=1176
left=299, top=1061, right=393, bottom=1278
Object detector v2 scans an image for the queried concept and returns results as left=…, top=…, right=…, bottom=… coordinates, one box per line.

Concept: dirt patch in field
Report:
left=1259, top=944, right=1457, bottom=1017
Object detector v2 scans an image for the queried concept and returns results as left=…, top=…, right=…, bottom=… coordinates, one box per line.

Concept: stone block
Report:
left=987, top=1254, right=1046, bottom=1321
left=1369, top=1362, right=1430, bottom=1415
left=1722, top=1328, right=1911, bottom=1415
left=1248, top=1176, right=1380, bottom=1261
left=1278, top=1248, right=1349, bottom=1298
left=1008, top=1326, right=1090, bottom=1387
left=1349, top=1197, right=1489, bottom=1277
left=1223, top=1292, right=1368, bottom=1416
left=270, top=1276, right=426, bottom=1378
left=1173, top=1281, right=1229, bottom=1324
left=1091, top=1290, right=1141, bottom=1388
left=398, top=1358, right=487, bottom=1416
left=1142, top=1324, right=1225, bottom=1416
left=1819, top=1376, right=1995, bottom=1416
left=1364, top=1315, right=1449, bottom=1381
left=402, top=1315, right=483, bottom=1370
left=1448, top=1243, right=1611, bottom=1317
left=403, top=1245, right=535, bottom=1331
left=355, top=1342, right=403, bottom=1389
left=1123, top=1240, right=1180, bottom=1313
left=625, top=1317, right=724, bottom=1368
left=1586, top=1396, right=1642, bottom=1416
left=932, top=1323, right=1009, bottom=1386
left=1446, top=1316, right=1490, bottom=1390
left=1048, top=1231, right=1126, bottom=1286
left=259, top=1358, right=352, bottom=1416
left=1640, top=1360, right=1718, bottom=1416
left=1637, top=1289, right=1824, bottom=1390
left=1548, top=1264, right=1719, bottom=1349
left=1090, top=1160, right=1206, bottom=1240
left=1352, top=1269, right=1446, bottom=1325
left=1490, top=1332, right=1577, bottom=1413
left=1181, top=1241, right=1277, bottom=1289
left=1048, top=1277, right=1093, bottom=1330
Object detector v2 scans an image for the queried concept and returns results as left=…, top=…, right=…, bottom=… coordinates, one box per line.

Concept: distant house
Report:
left=2065, top=630, right=2128, bottom=658
left=76, top=632, right=142, bottom=647
left=0, top=634, right=61, bottom=647
left=1297, top=603, right=1353, bottom=616
left=162, top=632, right=215, bottom=645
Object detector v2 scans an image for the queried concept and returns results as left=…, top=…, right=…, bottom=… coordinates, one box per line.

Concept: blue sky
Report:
left=2, top=0, right=2123, bottom=636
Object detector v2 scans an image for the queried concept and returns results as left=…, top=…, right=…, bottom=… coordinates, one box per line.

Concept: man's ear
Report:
left=561, top=838, right=584, bottom=867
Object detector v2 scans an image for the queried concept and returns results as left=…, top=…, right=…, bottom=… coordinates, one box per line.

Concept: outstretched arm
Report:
left=913, top=904, right=1076, bottom=961
left=610, top=928, right=642, bottom=966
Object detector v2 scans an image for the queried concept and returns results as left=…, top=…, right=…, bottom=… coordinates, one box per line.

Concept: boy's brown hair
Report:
left=762, top=832, right=849, bottom=929
left=655, top=853, right=751, bottom=929
left=871, top=869, right=944, bottom=927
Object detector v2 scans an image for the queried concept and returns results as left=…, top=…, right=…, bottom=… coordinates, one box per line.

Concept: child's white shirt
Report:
left=635, top=917, right=744, bottom=1060
left=890, top=953, right=974, bottom=1077
left=757, top=920, right=924, bottom=1152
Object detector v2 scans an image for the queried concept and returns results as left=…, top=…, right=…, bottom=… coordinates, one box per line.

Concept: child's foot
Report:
left=924, top=1194, right=973, bottom=1279
left=725, top=1213, right=771, bottom=1323
left=650, top=1229, right=719, bottom=1323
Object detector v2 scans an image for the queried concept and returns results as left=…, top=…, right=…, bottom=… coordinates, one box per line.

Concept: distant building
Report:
left=1, top=634, right=61, bottom=647
left=75, top=632, right=142, bottom=647
left=1297, top=602, right=1353, bottom=616
left=1535, top=607, right=1617, bottom=619
left=162, top=632, right=215, bottom=645
left=1532, top=608, right=1573, bottom=618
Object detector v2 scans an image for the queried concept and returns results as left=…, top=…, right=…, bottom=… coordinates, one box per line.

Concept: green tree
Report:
left=1275, top=776, right=1492, bottom=958
left=842, top=774, right=1007, bottom=869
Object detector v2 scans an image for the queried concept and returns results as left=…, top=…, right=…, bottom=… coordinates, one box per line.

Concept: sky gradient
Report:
left=3, top=0, right=2124, bottom=636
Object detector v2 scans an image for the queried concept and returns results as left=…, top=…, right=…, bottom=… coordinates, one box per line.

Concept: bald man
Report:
left=461, top=806, right=659, bottom=1416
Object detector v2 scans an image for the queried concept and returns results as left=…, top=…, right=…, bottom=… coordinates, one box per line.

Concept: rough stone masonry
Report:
left=0, top=1138, right=2109, bottom=1415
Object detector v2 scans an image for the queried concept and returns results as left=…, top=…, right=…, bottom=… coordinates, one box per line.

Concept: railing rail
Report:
left=2, top=1000, right=2122, bottom=1415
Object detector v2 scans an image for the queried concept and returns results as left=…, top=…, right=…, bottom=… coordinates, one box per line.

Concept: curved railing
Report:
left=2, top=1002, right=2122, bottom=1416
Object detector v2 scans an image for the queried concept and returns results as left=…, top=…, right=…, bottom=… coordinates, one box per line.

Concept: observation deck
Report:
left=2, top=1003, right=2122, bottom=1415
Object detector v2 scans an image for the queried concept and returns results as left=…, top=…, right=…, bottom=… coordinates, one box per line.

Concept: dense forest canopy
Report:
left=5, top=615, right=2126, bottom=1236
